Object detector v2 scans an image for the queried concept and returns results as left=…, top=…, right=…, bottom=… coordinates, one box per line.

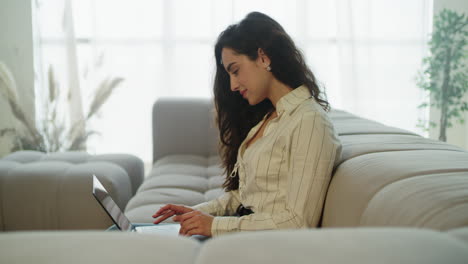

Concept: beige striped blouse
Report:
left=192, top=84, right=343, bottom=236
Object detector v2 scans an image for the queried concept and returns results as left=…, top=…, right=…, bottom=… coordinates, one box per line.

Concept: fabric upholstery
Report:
left=125, top=154, right=224, bottom=223
left=1, top=161, right=130, bottom=230
left=1, top=151, right=144, bottom=195
left=447, top=227, right=468, bottom=246
left=0, top=151, right=144, bottom=230
left=0, top=231, right=200, bottom=264
left=359, top=172, right=468, bottom=229
left=152, top=98, right=219, bottom=163
left=195, top=228, right=468, bottom=264
left=322, top=150, right=468, bottom=229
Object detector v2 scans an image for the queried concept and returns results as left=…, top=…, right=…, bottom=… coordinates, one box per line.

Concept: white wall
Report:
left=430, top=0, right=468, bottom=150
left=0, top=0, right=35, bottom=157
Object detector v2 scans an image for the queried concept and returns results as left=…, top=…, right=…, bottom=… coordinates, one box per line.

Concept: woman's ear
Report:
left=257, top=48, right=271, bottom=68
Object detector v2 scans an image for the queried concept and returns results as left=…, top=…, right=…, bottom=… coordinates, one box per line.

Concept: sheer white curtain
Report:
left=33, top=0, right=85, bottom=144
left=34, top=0, right=433, bottom=164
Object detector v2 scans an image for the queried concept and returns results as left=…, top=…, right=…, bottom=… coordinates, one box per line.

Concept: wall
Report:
left=0, top=0, right=35, bottom=157
left=430, top=0, right=468, bottom=150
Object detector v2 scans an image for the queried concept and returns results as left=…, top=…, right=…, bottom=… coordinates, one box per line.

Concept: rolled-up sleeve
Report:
left=210, top=111, right=342, bottom=236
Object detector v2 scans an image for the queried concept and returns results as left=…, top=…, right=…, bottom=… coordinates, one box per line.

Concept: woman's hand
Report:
left=173, top=210, right=213, bottom=237
left=152, top=204, right=194, bottom=224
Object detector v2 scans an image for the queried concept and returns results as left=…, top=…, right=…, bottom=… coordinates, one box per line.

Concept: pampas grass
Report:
left=0, top=62, right=44, bottom=150
left=87, top=77, right=123, bottom=120
left=0, top=61, right=123, bottom=153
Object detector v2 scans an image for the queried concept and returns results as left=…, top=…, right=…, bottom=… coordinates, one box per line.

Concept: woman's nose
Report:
left=230, top=77, right=239, bottom=92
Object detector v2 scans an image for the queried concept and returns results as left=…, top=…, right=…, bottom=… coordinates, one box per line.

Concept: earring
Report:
left=266, top=66, right=271, bottom=71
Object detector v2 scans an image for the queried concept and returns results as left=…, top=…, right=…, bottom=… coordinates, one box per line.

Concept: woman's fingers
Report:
left=152, top=210, right=166, bottom=219
left=152, top=204, right=172, bottom=218
left=152, top=204, right=195, bottom=225
left=153, top=205, right=178, bottom=218
left=173, top=211, right=197, bottom=223
left=179, top=217, right=197, bottom=235
left=153, top=204, right=193, bottom=218
left=153, top=210, right=176, bottom=224
left=152, top=208, right=174, bottom=219
left=185, top=228, right=202, bottom=237
left=177, top=211, right=213, bottom=237
left=171, top=204, right=193, bottom=214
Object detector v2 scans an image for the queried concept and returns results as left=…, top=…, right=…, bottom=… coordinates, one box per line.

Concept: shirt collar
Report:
left=275, top=84, right=312, bottom=116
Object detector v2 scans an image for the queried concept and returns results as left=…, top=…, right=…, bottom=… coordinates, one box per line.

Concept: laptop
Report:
left=92, top=174, right=208, bottom=241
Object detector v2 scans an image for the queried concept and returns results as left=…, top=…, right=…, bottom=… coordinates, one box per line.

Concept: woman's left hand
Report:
left=173, top=210, right=213, bottom=237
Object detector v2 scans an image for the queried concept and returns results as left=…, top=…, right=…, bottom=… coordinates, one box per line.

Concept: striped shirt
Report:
left=192, top=84, right=342, bottom=236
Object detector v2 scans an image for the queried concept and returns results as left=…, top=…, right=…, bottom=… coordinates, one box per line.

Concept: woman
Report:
left=152, top=11, right=342, bottom=237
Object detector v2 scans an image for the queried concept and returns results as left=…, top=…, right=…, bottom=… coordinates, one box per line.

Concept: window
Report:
left=35, top=0, right=433, bottom=163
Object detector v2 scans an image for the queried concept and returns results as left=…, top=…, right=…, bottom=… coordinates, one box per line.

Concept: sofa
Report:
left=1, top=97, right=468, bottom=264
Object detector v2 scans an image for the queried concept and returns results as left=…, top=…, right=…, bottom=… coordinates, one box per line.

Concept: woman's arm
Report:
left=210, top=111, right=342, bottom=236
left=152, top=189, right=241, bottom=226
left=190, top=189, right=242, bottom=216
left=171, top=190, right=242, bottom=237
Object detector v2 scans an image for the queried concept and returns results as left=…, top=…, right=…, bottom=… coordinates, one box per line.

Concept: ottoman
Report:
left=0, top=150, right=144, bottom=231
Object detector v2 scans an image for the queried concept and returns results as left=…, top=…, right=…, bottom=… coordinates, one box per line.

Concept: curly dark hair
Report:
left=213, top=12, right=330, bottom=191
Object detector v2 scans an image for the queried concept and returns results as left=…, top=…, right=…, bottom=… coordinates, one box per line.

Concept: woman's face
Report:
left=221, top=47, right=272, bottom=105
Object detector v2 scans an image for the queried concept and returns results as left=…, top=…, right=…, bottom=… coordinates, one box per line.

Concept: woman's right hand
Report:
left=152, top=204, right=194, bottom=224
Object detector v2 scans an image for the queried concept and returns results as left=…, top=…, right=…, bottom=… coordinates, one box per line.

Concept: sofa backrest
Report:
left=152, top=98, right=219, bottom=163
left=323, top=111, right=468, bottom=231
left=151, top=98, right=468, bottom=231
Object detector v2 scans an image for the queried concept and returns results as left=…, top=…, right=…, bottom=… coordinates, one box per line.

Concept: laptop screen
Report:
left=92, top=175, right=132, bottom=231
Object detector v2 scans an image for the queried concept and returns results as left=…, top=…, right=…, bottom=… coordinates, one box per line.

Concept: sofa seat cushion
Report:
left=447, top=227, right=468, bottom=246
left=0, top=231, right=200, bottom=264
left=196, top=227, right=468, bottom=264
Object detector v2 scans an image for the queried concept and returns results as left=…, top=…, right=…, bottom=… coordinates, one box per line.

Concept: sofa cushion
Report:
left=360, top=172, right=468, bottom=229
left=125, top=154, right=224, bottom=223
left=195, top=227, right=468, bottom=264
left=152, top=98, right=219, bottom=163
left=447, top=227, right=468, bottom=246
left=339, top=134, right=465, bottom=162
left=0, top=231, right=200, bottom=264
left=322, top=149, right=468, bottom=229
left=332, top=117, right=419, bottom=136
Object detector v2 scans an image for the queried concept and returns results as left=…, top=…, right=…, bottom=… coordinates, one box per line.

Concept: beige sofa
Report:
left=1, top=97, right=468, bottom=263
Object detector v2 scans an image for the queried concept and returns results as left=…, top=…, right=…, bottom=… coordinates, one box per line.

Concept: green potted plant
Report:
left=416, top=8, right=467, bottom=142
